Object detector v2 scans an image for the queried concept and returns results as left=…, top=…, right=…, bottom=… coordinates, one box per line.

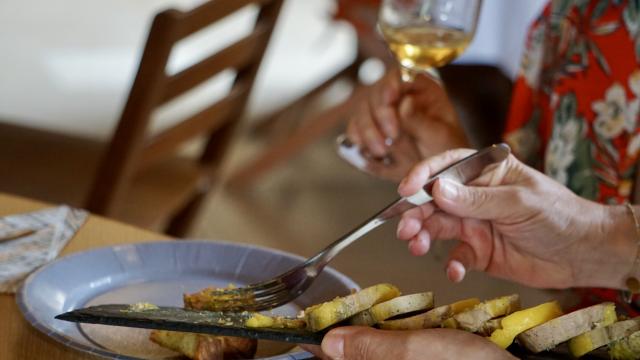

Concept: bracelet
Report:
left=623, top=203, right=640, bottom=304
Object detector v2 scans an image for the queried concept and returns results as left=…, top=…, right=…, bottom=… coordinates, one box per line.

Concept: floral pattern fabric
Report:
left=505, top=0, right=640, bottom=204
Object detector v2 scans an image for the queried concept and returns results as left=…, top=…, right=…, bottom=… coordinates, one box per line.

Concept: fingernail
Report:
left=385, top=137, right=393, bottom=146
left=439, top=179, right=458, bottom=199
left=397, top=219, right=406, bottom=237
left=447, top=260, right=466, bottom=282
left=418, top=230, right=431, bottom=253
left=322, top=333, right=345, bottom=360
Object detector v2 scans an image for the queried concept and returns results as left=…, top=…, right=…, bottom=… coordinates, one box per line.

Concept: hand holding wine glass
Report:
left=337, top=0, right=482, bottom=182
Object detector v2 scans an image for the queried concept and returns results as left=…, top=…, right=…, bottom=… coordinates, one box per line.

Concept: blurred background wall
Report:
left=0, top=0, right=546, bottom=139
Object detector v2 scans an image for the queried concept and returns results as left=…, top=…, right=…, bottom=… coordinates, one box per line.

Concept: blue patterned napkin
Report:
left=0, top=206, right=88, bottom=293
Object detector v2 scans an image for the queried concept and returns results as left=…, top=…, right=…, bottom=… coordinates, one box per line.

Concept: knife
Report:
left=56, top=304, right=324, bottom=344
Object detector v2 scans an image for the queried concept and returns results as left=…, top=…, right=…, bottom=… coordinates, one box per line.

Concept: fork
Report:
left=213, top=143, right=511, bottom=311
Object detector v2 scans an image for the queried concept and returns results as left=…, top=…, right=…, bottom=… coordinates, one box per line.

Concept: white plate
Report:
left=17, top=240, right=359, bottom=359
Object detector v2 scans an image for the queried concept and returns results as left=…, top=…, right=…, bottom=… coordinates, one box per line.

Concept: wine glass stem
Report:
left=399, top=66, right=443, bottom=84
left=400, top=66, right=442, bottom=85
left=400, top=67, right=416, bottom=83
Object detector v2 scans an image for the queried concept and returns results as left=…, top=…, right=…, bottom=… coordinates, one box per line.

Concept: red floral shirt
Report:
left=505, top=0, right=640, bottom=205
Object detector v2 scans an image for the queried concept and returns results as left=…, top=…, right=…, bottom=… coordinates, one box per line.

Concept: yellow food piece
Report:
left=380, top=298, right=480, bottom=330
left=518, top=302, right=616, bottom=353
left=450, top=298, right=482, bottom=314
left=569, top=317, right=640, bottom=358
left=445, top=294, right=520, bottom=332
left=489, top=301, right=563, bottom=349
left=349, top=292, right=434, bottom=326
left=610, top=330, right=640, bottom=360
left=305, top=283, right=401, bottom=332
left=129, top=302, right=159, bottom=311
left=245, top=313, right=306, bottom=329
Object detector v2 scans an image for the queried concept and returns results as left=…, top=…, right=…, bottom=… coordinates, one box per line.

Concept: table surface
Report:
left=0, top=192, right=172, bottom=360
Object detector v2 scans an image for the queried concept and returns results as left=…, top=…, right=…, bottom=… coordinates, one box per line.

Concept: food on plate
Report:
left=379, top=298, right=480, bottom=330
left=476, top=317, right=503, bottom=337
left=184, top=285, right=254, bottom=311
left=568, top=317, right=640, bottom=358
left=488, top=301, right=563, bottom=349
left=304, top=283, right=401, bottom=331
left=517, top=302, right=616, bottom=353
left=150, top=330, right=257, bottom=360
left=128, top=302, right=160, bottom=311
left=610, top=329, right=640, bottom=359
left=443, top=294, right=520, bottom=332
left=244, top=313, right=306, bottom=329
left=349, top=292, right=434, bottom=326
left=149, top=281, right=631, bottom=359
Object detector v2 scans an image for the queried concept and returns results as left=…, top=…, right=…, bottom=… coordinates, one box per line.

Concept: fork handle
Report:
left=405, top=143, right=511, bottom=206
left=309, top=144, right=511, bottom=270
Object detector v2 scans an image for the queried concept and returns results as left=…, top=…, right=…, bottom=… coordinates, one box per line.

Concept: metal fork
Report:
left=213, top=144, right=511, bottom=311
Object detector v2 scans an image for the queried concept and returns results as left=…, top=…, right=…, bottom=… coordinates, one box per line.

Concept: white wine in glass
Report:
left=379, top=0, right=482, bottom=81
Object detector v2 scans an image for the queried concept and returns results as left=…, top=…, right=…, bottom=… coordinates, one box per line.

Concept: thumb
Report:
left=433, top=178, right=516, bottom=220
left=321, top=327, right=403, bottom=360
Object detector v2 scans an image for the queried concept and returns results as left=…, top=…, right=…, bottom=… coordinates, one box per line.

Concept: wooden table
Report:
left=0, top=193, right=172, bottom=359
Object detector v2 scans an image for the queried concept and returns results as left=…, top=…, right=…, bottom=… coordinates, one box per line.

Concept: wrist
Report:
left=574, top=204, right=637, bottom=289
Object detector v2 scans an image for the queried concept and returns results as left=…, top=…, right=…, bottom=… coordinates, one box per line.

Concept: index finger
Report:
left=398, top=148, right=476, bottom=197
left=375, top=69, right=402, bottom=106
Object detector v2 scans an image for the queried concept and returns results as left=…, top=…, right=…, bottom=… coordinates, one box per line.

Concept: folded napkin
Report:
left=0, top=206, right=88, bottom=294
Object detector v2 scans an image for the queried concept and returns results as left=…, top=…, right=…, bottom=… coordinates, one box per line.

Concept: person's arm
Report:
left=395, top=148, right=639, bottom=290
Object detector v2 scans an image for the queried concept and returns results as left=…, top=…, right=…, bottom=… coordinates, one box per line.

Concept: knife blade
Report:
left=56, top=304, right=324, bottom=344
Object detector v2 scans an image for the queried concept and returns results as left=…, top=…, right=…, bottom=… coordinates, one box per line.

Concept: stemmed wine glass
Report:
left=337, top=0, right=482, bottom=178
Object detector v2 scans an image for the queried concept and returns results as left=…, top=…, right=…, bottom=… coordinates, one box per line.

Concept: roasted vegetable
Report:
left=477, top=318, right=503, bottom=337
left=183, top=285, right=254, bottom=311
left=517, top=302, right=617, bottom=353
left=305, top=283, right=401, bottom=331
left=150, top=330, right=257, bottom=360
left=379, top=298, right=480, bottom=330
left=244, top=313, right=306, bottom=329
left=443, top=294, right=520, bottom=332
left=610, top=330, right=640, bottom=360
left=489, top=301, right=563, bottom=349
left=568, top=317, right=640, bottom=357
left=349, top=292, right=434, bottom=326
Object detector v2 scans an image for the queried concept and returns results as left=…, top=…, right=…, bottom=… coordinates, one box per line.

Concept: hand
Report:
left=346, top=69, right=468, bottom=182
left=302, top=326, right=515, bottom=360
left=396, top=149, right=637, bottom=289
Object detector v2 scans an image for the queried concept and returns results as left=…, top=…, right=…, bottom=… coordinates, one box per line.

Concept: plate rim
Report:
left=16, top=239, right=359, bottom=360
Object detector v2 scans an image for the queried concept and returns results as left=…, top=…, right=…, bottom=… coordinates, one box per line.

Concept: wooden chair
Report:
left=0, top=0, right=283, bottom=236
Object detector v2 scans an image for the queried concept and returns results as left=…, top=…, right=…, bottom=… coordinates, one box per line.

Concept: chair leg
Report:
left=165, top=190, right=208, bottom=237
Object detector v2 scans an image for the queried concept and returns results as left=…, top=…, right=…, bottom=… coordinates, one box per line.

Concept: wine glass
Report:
left=379, top=0, right=482, bottom=82
left=337, top=0, right=482, bottom=179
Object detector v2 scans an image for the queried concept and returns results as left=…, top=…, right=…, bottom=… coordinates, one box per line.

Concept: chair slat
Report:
left=160, top=26, right=268, bottom=104
left=140, top=86, right=248, bottom=169
left=174, top=0, right=269, bottom=40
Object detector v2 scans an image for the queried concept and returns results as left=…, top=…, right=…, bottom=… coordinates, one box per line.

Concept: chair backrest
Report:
left=85, top=0, right=283, bottom=219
